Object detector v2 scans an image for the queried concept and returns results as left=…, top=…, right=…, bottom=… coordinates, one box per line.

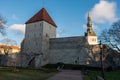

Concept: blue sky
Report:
left=0, top=0, right=120, bottom=46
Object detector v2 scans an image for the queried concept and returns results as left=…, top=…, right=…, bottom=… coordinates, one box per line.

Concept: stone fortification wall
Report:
left=49, top=36, right=89, bottom=65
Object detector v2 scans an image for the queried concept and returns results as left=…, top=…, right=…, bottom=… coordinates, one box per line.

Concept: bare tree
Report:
left=0, top=38, right=17, bottom=55
left=0, top=38, right=17, bottom=66
left=0, top=38, right=17, bottom=46
left=87, top=45, right=109, bottom=67
left=99, top=20, right=120, bottom=55
left=0, top=14, right=7, bottom=36
left=0, top=45, right=12, bottom=55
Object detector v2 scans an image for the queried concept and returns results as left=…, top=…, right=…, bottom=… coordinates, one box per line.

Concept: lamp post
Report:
left=99, top=41, right=105, bottom=80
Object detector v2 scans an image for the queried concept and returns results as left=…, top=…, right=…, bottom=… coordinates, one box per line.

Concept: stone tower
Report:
left=22, top=8, right=57, bottom=68
left=85, top=12, right=98, bottom=45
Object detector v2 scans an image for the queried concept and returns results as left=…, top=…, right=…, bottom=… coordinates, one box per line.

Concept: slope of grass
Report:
left=0, top=67, right=57, bottom=80
left=84, top=70, right=120, bottom=80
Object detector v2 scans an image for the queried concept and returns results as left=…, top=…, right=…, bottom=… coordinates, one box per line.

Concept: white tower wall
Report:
left=22, top=21, right=56, bottom=68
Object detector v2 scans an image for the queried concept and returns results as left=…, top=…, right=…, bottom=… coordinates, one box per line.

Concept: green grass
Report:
left=84, top=71, right=120, bottom=80
left=0, top=67, right=57, bottom=80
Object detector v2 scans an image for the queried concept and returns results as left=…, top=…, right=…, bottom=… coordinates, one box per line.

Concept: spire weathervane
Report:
left=88, top=11, right=91, bottom=22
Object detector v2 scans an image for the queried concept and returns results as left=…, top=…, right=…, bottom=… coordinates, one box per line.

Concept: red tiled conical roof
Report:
left=25, top=8, right=57, bottom=27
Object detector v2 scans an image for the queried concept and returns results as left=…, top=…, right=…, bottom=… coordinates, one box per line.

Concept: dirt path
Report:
left=47, top=70, right=83, bottom=80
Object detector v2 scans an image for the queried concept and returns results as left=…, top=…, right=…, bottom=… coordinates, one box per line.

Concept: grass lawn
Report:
left=83, top=70, right=120, bottom=80
left=0, top=67, right=57, bottom=80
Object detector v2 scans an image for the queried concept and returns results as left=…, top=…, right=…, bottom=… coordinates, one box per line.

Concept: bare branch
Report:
left=0, top=38, right=17, bottom=55
left=0, top=14, right=7, bottom=35
left=99, top=20, right=120, bottom=55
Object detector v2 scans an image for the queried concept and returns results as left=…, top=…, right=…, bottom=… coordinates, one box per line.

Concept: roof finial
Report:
left=88, top=11, right=90, bottom=16
left=87, top=11, right=92, bottom=27
left=88, top=11, right=91, bottom=22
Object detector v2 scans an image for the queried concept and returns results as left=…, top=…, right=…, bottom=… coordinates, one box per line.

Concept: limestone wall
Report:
left=22, top=20, right=56, bottom=68
left=24, top=21, right=43, bottom=54
left=49, top=36, right=89, bottom=65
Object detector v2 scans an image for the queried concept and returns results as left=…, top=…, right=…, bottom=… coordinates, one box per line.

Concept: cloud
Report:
left=8, top=24, right=25, bottom=34
left=90, top=0, right=118, bottom=24
left=57, top=28, right=67, bottom=37
left=12, top=14, right=19, bottom=20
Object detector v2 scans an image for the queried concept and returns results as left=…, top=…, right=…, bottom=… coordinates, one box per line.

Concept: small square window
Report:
left=40, top=23, right=42, bottom=26
left=46, top=33, right=48, bottom=37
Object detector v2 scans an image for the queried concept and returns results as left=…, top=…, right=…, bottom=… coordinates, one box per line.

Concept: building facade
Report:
left=0, top=45, right=20, bottom=54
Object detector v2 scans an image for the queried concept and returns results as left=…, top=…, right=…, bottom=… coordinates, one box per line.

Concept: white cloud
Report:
left=92, top=24, right=100, bottom=31
left=12, top=14, right=19, bottom=20
left=8, top=24, right=25, bottom=34
left=90, top=0, right=118, bottom=24
left=57, top=28, right=67, bottom=37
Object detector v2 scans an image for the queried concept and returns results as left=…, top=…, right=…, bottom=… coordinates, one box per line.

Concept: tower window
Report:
left=46, top=33, right=48, bottom=37
left=36, top=42, right=38, bottom=46
left=50, top=26, right=51, bottom=29
left=40, top=23, right=42, bottom=27
left=91, top=38, right=96, bottom=42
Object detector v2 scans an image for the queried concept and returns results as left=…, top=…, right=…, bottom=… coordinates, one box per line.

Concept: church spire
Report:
left=85, top=12, right=98, bottom=45
left=86, top=12, right=96, bottom=36
left=87, top=11, right=92, bottom=27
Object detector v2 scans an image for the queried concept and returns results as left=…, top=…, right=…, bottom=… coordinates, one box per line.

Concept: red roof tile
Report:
left=25, top=8, right=57, bottom=27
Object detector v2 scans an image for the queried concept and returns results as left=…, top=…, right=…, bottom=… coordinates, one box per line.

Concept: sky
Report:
left=0, top=0, right=120, bottom=46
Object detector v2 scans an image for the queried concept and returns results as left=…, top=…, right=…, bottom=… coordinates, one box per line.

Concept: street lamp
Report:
left=99, top=41, right=105, bottom=80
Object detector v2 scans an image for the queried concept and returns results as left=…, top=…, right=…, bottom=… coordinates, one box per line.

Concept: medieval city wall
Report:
left=49, top=36, right=89, bottom=65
